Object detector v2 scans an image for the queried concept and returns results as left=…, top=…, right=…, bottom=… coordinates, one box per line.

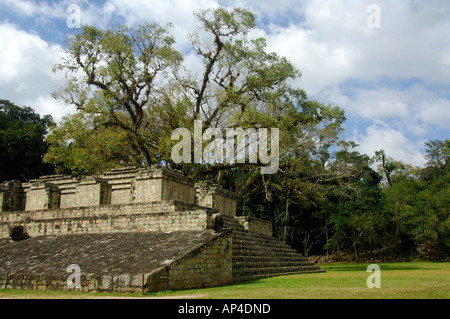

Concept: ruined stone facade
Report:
left=0, top=166, right=242, bottom=239
left=0, top=166, right=323, bottom=293
left=0, top=166, right=237, bottom=216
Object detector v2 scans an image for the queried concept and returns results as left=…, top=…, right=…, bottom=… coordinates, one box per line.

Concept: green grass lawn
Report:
left=1, top=262, right=449, bottom=299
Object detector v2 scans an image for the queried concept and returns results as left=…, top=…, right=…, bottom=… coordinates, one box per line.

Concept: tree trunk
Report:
left=325, top=215, right=329, bottom=261
left=353, top=240, right=358, bottom=262
left=284, top=198, right=290, bottom=244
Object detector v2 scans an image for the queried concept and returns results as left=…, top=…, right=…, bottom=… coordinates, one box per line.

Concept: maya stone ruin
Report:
left=0, top=166, right=324, bottom=293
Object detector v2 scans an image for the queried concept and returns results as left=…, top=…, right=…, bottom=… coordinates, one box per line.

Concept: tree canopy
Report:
left=45, top=8, right=346, bottom=197
left=0, top=99, right=54, bottom=182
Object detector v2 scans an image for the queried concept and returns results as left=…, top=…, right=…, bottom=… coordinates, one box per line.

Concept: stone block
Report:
left=76, top=177, right=111, bottom=207
left=0, top=191, right=6, bottom=212
left=0, top=181, right=23, bottom=212
left=25, top=182, right=60, bottom=211
left=100, top=167, right=138, bottom=205
left=134, top=167, right=196, bottom=204
left=236, top=216, right=273, bottom=236
left=195, top=182, right=238, bottom=216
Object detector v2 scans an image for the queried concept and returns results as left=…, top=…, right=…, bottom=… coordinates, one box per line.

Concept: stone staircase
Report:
left=221, top=215, right=325, bottom=282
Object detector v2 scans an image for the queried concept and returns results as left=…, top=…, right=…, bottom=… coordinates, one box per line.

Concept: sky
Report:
left=0, top=0, right=449, bottom=167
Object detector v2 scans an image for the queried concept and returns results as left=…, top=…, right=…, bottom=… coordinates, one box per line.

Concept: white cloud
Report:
left=235, top=0, right=450, bottom=98
left=108, top=0, right=220, bottom=50
left=0, top=22, right=67, bottom=119
left=415, top=96, right=450, bottom=130
left=355, top=122, right=427, bottom=167
left=348, top=85, right=450, bottom=129
left=354, top=90, right=404, bottom=119
left=0, top=0, right=67, bottom=18
left=261, top=24, right=356, bottom=96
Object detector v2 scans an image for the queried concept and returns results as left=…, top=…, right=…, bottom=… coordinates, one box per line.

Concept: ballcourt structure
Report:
left=0, top=166, right=323, bottom=293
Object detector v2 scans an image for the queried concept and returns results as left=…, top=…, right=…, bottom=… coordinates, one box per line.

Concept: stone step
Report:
left=232, top=247, right=303, bottom=259
left=231, top=230, right=297, bottom=244
left=232, top=255, right=310, bottom=263
left=232, top=237, right=298, bottom=252
left=232, top=245, right=298, bottom=256
left=232, top=268, right=326, bottom=283
left=232, top=233, right=288, bottom=248
left=231, top=235, right=294, bottom=246
left=220, top=214, right=324, bottom=282
left=233, top=266, right=323, bottom=278
left=231, top=230, right=277, bottom=239
left=234, top=264, right=322, bottom=274
left=231, top=230, right=281, bottom=241
left=222, top=220, right=246, bottom=230
left=233, top=260, right=315, bottom=270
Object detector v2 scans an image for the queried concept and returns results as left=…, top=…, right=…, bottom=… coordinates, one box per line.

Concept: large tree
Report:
left=48, top=23, right=183, bottom=174
left=0, top=99, right=54, bottom=182
left=46, top=7, right=345, bottom=193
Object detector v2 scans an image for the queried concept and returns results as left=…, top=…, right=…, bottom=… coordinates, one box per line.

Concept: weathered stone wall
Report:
left=25, top=182, right=61, bottom=211
left=145, top=231, right=232, bottom=292
left=1, top=167, right=238, bottom=216
left=0, top=166, right=239, bottom=293
left=0, top=181, right=23, bottom=211
left=236, top=216, right=273, bottom=237
left=213, top=193, right=237, bottom=216
left=195, top=182, right=238, bottom=216
left=134, top=168, right=196, bottom=204
left=0, top=202, right=215, bottom=239
left=0, top=192, right=5, bottom=211
left=0, top=273, right=104, bottom=293
left=0, top=230, right=232, bottom=293
left=100, top=167, right=138, bottom=205
left=76, top=177, right=111, bottom=207
left=23, top=175, right=80, bottom=210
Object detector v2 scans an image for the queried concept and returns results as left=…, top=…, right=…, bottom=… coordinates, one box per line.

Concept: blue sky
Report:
left=1, top=0, right=449, bottom=167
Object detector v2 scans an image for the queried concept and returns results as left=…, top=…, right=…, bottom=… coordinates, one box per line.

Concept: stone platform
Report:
left=0, top=167, right=324, bottom=293
left=0, top=230, right=232, bottom=293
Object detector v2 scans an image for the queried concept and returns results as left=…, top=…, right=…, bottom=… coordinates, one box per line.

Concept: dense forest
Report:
left=0, top=99, right=54, bottom=182
left=1, top=8, right=448, bottom=261
left=235, top=139, right=449, bottom=261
